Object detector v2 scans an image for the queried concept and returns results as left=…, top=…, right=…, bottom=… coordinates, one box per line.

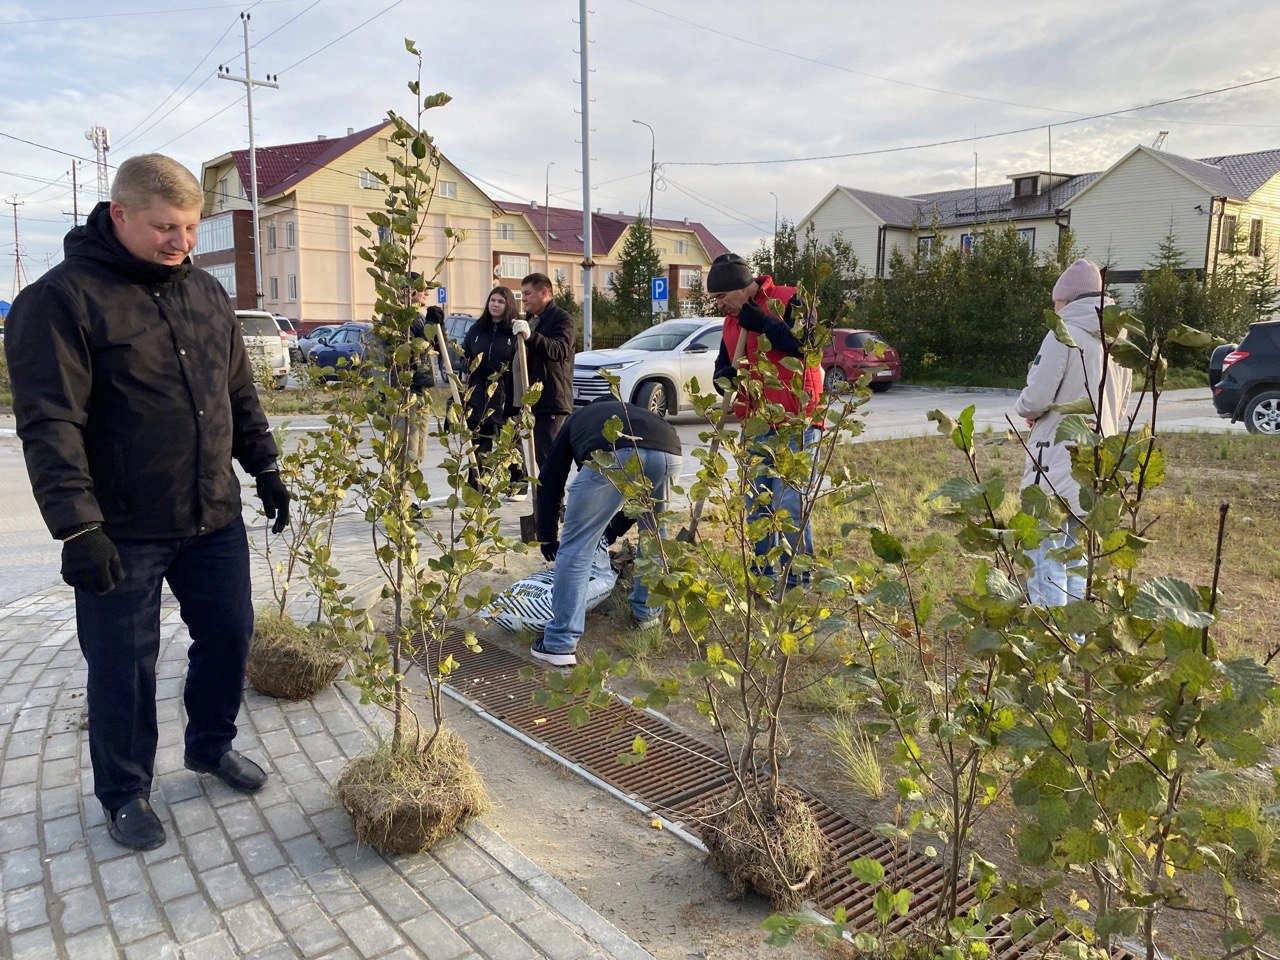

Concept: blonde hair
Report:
left=110, top=154, right=203, bottom=211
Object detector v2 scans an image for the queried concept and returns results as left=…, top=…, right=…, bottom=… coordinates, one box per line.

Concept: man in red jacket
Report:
left=708, top=253, right=823, bottom=589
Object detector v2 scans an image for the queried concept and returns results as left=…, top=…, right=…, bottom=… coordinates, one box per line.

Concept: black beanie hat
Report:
left=705, top=253, right=754, bottom=293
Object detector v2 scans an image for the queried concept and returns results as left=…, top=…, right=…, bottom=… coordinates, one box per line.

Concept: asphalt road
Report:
left=0, top=387, right=1231, bottom=605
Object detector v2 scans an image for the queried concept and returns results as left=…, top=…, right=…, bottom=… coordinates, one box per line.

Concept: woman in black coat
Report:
left=461, top=285, right=524, bottom=493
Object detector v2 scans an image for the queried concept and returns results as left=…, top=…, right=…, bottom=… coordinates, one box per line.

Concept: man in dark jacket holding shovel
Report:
left=514, top=272, right=575, bottom=473
left=4, top=154, right=288, bottom=851
left=530, top=399, right=682, bottom=667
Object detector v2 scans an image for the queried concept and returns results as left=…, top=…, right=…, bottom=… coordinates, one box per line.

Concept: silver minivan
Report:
left=235, top=310, right=291, bottom=389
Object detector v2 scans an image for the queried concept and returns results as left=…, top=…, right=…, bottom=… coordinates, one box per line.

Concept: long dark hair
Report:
left=483, top=286, right=518, bottom=326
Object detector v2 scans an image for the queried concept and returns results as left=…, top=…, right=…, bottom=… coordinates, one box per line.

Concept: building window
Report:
left=1013, top=176, right=1038, bottom=197
left=1017, top=227, right=1036, bottom=252
left=359, top=170, right=379, bottom=189
left=499, top=254, right=529, bottom=278
left=674, top=239, right=688, bottom=255
left=269, top=276, right=279, bottom=302
left=287, top=274, right=298, bottom=302
left=267, top=222, right=277, bottom=252
left=285, top=221, right=296, bottom=249
left=438, top=180, right=458, bottom=199
left=917, top=235, right=936, bottom=258
left=1220, top=214, right=1238, bottom=252
left=206, top=263, right=236, bottom=297
left=655, top=247, right=667, bottom=258
left=678, top=268, right=700, bottom=288
left=194, top=215, right=234, bottom=254
left=1249, top=218, right=1264, bottom=257
left=377, top=137, right=389, bottom=153
left=376, top=225, right=391, bottom=245
left=960, top=233, right=982, bottom=257
left=603, top=269, right=618, bottom=286
left=217, top=175, right=230, bottom=206
left=553, top=267, right=568, bottom=286
left=497, top=222, right=515, bottom=241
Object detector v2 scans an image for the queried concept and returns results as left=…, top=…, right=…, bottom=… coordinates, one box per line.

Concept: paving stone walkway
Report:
left=0, top=588, right=656, bottom=960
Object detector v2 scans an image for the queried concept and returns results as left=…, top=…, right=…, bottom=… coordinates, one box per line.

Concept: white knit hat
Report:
left=1052, top=258, right=1102, bottom=302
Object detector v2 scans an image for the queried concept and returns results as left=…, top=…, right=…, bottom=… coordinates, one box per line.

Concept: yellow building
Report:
left=494, top=202, right=728, bottom=311
left=196, top=122, right=730, bottom=326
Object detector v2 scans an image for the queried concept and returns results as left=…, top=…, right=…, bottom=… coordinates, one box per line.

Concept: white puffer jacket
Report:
left=1014, top=296, right=1133, bottom=513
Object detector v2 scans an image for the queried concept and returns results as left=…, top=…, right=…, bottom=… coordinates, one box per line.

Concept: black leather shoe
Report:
left=184, top=750, right=268, bottom=793
left=107, top=798, right=167, bottom=851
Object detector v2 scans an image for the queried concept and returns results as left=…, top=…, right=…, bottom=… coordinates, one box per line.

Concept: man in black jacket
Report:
left=531, top=399, right=681, bottom=667
left=4, top=154, right=289, bottom=851
left=514, top=272, right=575, bottom=470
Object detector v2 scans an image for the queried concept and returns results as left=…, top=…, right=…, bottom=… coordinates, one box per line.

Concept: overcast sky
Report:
left=3, top=0, right=1280, bottom=298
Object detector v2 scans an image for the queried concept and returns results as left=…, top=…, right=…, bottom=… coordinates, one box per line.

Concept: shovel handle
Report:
left=513, top=337, right=538, bottom=478
left=433, top=323, right=463, bottom=408
left=684, top=329, right=747, bottom=536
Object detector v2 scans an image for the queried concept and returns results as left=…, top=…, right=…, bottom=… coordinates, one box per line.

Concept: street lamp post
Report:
left=632, top=119, right=656, bottom=231
left=769, top=190, right=778, bottom=270
left=544, top=161, right=555, bottom=277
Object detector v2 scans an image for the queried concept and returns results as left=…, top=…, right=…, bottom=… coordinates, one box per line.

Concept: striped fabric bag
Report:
left=481, top=537, right=618, bottom=633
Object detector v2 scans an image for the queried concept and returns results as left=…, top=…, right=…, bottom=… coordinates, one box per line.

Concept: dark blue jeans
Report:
left=75, top=517, right=254, bottom=812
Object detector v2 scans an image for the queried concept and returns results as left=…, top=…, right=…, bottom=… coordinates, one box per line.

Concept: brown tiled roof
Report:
left=496, top=202, right=730, bottom=259
left=228, top=121, right=390, bottom=199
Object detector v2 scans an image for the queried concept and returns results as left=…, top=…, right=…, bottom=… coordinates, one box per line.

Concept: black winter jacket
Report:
left=461, top=318, right=519, bottom=427
left=524, top=302, right=576, bottom=415
left=4, top=202, right=279, bottom=541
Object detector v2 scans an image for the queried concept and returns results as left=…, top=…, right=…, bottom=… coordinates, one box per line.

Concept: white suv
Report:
left=236, top=310, right=291, bottom=389
left=572, top=318, right=723, bottom=418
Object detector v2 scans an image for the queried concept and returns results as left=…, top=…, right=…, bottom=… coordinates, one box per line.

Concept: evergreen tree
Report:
left=609, top=215, right=663, bottom=331
left=686, top=275, right=712, bottom=317
left=553, top=281, right=581, bottom=320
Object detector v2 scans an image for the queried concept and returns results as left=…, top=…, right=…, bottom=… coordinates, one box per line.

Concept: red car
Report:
left=822, top=329, right=901, bottom=393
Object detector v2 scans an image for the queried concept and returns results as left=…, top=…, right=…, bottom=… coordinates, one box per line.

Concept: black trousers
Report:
left=467, top=421, right=525, bottom=492
left=533, top=413, right=567, bottom=472
left=74, top=516, right=253, bottom=812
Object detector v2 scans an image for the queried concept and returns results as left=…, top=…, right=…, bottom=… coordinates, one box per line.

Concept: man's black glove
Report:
left=256, top=471, right=292, bottom=534
left=61, top=527, right=124, bottom=596
left=736, top=298, right=768, bottom=333
left=541, top=540, right=559, bottom=563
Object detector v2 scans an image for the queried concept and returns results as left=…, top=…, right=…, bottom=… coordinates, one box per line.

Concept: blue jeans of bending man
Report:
left=1026, top=516, right=1085, bottom=608
left=542, top=448, right=681, bottom=656
left=747, top=425, right=821, bottom=588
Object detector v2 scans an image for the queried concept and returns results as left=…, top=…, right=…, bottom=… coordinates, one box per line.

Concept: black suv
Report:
left=1210, top=320, right=1280, bottom=434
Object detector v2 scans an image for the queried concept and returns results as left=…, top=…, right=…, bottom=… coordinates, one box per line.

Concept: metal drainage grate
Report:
left=413, top=630, right=1129, bottom=960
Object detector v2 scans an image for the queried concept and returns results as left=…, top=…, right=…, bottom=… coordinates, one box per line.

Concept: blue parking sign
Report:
left=437, top=287, right=447, bottom=305
left=650, top=277, right=667, bottom=301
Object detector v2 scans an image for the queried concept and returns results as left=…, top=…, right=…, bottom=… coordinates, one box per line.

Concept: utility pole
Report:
left=70, top=164, right=79, bottom=225
left=84, top=126, right=110, bottom=202
left=632, top=119, right=655, bottom=232
left=769, top=190, right=778, bottom=268
left=219, top=12, right=279, bottom=310
left=576, top=0, right=594, bottom=351
left=544, top=160, right=555, bottom=277
left=7, top=196, right=25, bottom=296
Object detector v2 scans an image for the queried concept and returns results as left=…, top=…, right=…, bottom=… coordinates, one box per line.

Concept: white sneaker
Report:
left=633, top=614, right=660, bottom=630
left=530, top=639, right=576, bottom=667
left=507, top=484, right=530, bottom=503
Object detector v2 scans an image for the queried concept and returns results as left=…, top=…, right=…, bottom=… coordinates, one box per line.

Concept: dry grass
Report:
left=246, top=608, right=345, bottom=700
left=824, top=717, right=886, bottom=799
left=335, top=728, right=488, bottom=855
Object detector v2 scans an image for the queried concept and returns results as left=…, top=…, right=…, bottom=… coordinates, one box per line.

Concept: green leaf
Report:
left=849, top=857, right=885, bottom=885
left=1046, top=308, right=1078, bottom=349
left=1132, top=576, right=1214, bottom=628
left=870, top=530, right=906, bottom=564
left=862, top=579, right=909, bottom=607
left=1167, top=323, right=1222, bottom=350
left=953, top=405, right=976, bottom=452
left=928, top=477, right=984, bottom=503
left=1109, top=338, right=1150, bottom=371
left=1102, top=762, right=1163, bottom=814
left=1222, top=658, right=1276, bottom=701
left=926, top=409, right=957, bottom=437
left=1097, top=909, right=1143, bottom=939
left=1050, top=397, right=1095, bottom=416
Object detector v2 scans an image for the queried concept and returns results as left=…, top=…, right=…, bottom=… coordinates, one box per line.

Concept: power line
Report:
left=252, top=0, right=324, bottom=47
left=151, top=96, right=247, bottom=153
left=0, top=0, right=295, bottom=25
left=666, top=72, right=1280, bottom=167
left=276, top=0, right=406, bottom=75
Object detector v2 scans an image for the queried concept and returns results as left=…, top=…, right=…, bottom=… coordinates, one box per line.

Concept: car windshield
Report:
left=620, top=322, right=703, bottom=352
left=238, top=314, right=278, bottom=337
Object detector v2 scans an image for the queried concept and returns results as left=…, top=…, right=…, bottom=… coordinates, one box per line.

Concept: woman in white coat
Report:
left=1014, top=259, right=1133, bottom=607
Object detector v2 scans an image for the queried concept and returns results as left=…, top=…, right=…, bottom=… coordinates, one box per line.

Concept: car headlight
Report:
left=600, top=360, right=641, bottom=372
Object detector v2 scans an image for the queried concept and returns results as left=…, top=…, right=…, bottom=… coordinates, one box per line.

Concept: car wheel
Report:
left=636, top=380, right=669, bottom=417
left=869, top=380, right=893, bottom=393
left=824, top=367, right=849, bottom=393
left=1244, top=390, right=1280, bottom=435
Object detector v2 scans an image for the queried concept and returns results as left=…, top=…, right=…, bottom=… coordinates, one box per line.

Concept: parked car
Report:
left=1210, top=319, right=1280, bottom=434
left=443, top=313, right=477, bottom=373
left=572, top=318, right=724, bottom=418
left=272, top=314, right=299, bottom=358
left=297, top=324, right=341, bottom=363
left=822, top=329, right=901, bottom=393
left=311, top=322, right=374, bottom=379
left=235, top=310, right=290, bottom=389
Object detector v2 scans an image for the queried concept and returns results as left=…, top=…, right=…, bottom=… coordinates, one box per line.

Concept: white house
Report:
left=799, top=145, right=1280, bottom=286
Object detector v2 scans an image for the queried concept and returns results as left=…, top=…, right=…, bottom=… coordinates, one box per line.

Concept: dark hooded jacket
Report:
left=3, top=202, right=278, bottom=541
left=461, top=316, right=520, bottom=427
left=524, top=301, right=576, bottom=415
